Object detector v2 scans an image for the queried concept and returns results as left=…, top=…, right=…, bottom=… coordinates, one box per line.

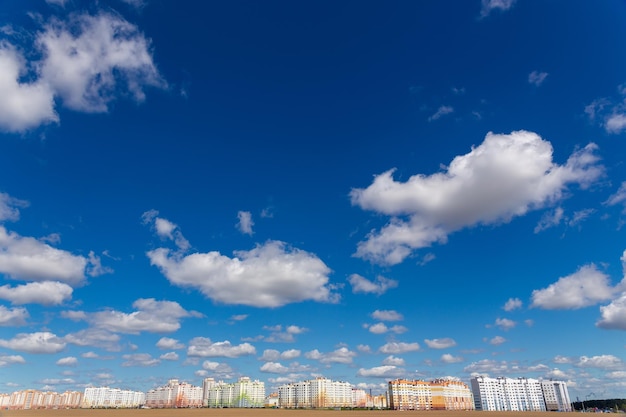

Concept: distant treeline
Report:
left=572, top=399, right=626, bottom=411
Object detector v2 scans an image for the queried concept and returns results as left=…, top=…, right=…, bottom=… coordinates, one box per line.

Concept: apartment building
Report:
left=0, top=389, right=82, bottom=410
left=82, top=386, right=145, bottom=408
left=278, top=377, right=353, bottom=408
left=204, top=377, right=265, bottom=408
left=145, top=379, right=203, bottom=408
left=388, top=379, right=474, bottom=410
left=471, top=376, right=570, bottom=412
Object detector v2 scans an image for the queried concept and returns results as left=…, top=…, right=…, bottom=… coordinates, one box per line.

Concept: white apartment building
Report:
left=145, top=379, right=203, bottom=408
left=82, top=387, right=145, bottom=408
left=541, top=380, right=572, bottom=412
left=471, top=376, right=569, bottom=412
left=278, top=377, right=353, bottom=408
left=204, top=377, right=265, bottom=408
left=388, top=379, right=474, bottom=411
left=0, top=389, right=82, bottom=410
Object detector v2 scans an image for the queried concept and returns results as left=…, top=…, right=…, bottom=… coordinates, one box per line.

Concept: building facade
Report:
left=388, top=379, right=474, bottom=411
left=278, top=378, right=353, bottom=408
left=145, top=379, right=203, bottom=408
left=471, top=376, right=570, bottom=412
left=204, top=377, right=265, bottom=408
left=82, top=387, right=145, bottom=408
left=0, top=389, right=82, bottom=410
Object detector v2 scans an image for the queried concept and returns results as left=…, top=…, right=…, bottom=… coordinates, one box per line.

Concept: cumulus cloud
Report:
left=494, top=318, right=516, bottom=331
left=528, top=71, right=549, bottom=87
left=160, top=352, right=179, bottom=361
left=260, top=362, right=290, bottom=374
left=382, top=355, right=405, bottom=366
left=56, top=356, right=77, bottom=366
left=379, top=342, right=420, bottom=354
left=156, top=337, right=184, bottom=350
left=575, top=355, right=623, bottom=370
left=480, top=0, right=516, bottom=18
left=367, top=323, right=408, bottom=335
left=64, top=328, right=121, bottom=352
left=606, top=114, right=626, bottom=134
left=121, top=353, right=159, bottom=367
left=597, top=292, right=626, bottom=330
left=606, top=182, right=626, bottom=210
left=464, top=359, right=509, bottom=374
left=488, top=336, right=506, bottom=345
left=236, top=211, right=254, bottom=235
left=0, top=281, right=72, bottom=305
left=503, top=298, right=522, bottom=311
left=0, top=12, right=164, bottom=133
left=0, top=332, right=66, bottom=353
left=585, top=85, right=626, bottom=134
left=305, top=347, right=356, bottom=364
left=428, top=105, right=454, bottom=122
left=142, top=211, right=190, bottom=251
left=531, top=264, right=621, bottom=309
left=351, top=131, right=602, bottom=265
left=424, top=338, right=457, bottom=349
left=261, top=324, right=308, bottom=343
left=348, top=274, right=398, bottom=295
left=441, top=354, right=463, bottom=363
left=357, top=365, right=405, bottom=378
left=0, top=193, right=29, bottom=222
left=0, top=305, right=29, bottom=326
left=187, top=337, right=256, bottom=358
left=148, top=239, right=337, bottom=308
left=85, top=298, right=198, bottom=334
left=371, top=310, right=403, bottom=321
left=0, top=355, right=25, bottom=367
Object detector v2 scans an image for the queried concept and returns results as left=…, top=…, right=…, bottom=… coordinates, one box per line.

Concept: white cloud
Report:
left=0, top=332, right=66, bottom=353
left=156, top=337, right=184, bottom=350
left=160, top=352, right=179, bottom=361
left=351, top=131, right=602, bottom=265
left=260, top=349, right=280, bottom=361
left=187, top=337, right=256, bottom=358
left=441, top=353, right=463, bottom=363
left=56, top=356, right=77, bottom=366
left=305, top=347, right=356, bottom=364
left=148, top=240, right=337, bottom=307
left=371, top=309, right=403, bottom=321
left=379, top=342, right=420, bottom=354
left=576, top=355, right=624, bottom=370
left=488, top=336, right=506, bottom=345
left=0, top=12, right=164, bottom=133
left=464, top=359, right=509, bottom=374
left=606, top=114, right=626, bottom=134
left=424, top=338, right=457, bottom=349
left=545, top=368, right=570, bottom=379
left=494, top=317, right=516, bottom=331
left=428, top=105, right=454, bottom=122
left=64, top=329, right=121, bottom=352
left=503, top=297, right=522, bottom=311
left=0, top=192, right=28, bottom=222
left=143, top=211, right=190, bottom=251
left=348, top=274, right=398, bottom=295
left=534, top=207, right=564, bottom=233
left=382, top=355, right=405, bottom=366
left=236, top=211, right=254, bottom=235
left=531, top=264, right=620, bottom=309
left=597, top=293, right=626, bottom=330
left=367, top=323, right=407, bottom=335
left=528, top=71, right=549, bottom=87
left=0, top=355, right=25, bottom=367
left=606, top=182, right=626, bottom=208
left=0, top=226, right=101, bottom=285
left=261, top=324, right=308, bottom=343
left=0, top=305, right=29, bottom=326
left=357, top=365, right=405, bottom=378
left=88, top=298, right=198, bottom=334
left=0, top=281, right=72, bottom=305
left=553, top=355, right=573, bottom=364
left=121, top=353, right=159, bottom=367
left=260, top=362, right=289, bottom=374
left=480, top=0, right=516, bottom=18
left=281, top=349, right=301, bottom=360
left=606, top=371, right=626, bottom=379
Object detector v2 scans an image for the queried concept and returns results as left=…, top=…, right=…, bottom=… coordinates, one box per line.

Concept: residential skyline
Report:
left=0, top=0, right=625, bottom=399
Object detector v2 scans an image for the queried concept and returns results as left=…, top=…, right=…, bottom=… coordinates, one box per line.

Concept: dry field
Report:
left=0, top=410, right=582, bottom=417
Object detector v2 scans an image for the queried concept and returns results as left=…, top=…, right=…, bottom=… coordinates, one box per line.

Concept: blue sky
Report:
left=0, top=0, right=625, bottom=400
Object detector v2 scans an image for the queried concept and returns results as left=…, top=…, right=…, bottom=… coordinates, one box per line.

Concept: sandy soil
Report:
left=0, top=409, right=582, bottom=417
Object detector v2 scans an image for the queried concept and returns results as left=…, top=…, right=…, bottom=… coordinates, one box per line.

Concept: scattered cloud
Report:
left=503, top=298, right=522, bottom=311
left=148, top=238, right=337, bottom=308
left=371, top=310, right=403, bottom=321
left=379, top=342, right=420, bottom=354
left=305, top=347, right=356, bottom=364
left=480, top=0, right=516, bottom=18
left=575, top=355, right=624, bottom=370
left=0, top=355, right=26, bottom=367
left=0, top=332, right=66, bottom=354
left=64, top=329, right=121, bottom=352
left=0, top=281, right=72, bottom=306
left=55, top=356, right=77, bottom=366
left=236, top=211, right=254, bottom=235
left=428, top=105, right=454, bottom=122
left=464, top=359, right=509, bottom=374
left=0, top=193, right=28, bottom=222
left=0, top=306, right=29, bottom=326
left=357, top=365, right=405, bottom=378
left=528, top=71, right=549, bottom=87
left=382, top=355, right=405, bottom=366
left=441, top=353, right=463, bottom=364
left=488, top=336, right=506, bottom=346
left=367, top=323, right=407, bottom=335
left=156, top=337, right=184, bottom=350
left=531, top=264, right=621, bottom=309
left=121, top=353, right=160, bottom=367
left=494, top=318, right=516, bottom=331
left=597, top=292, right=626, bottom=330
left=187, top=338, right=256, bottom=358
left=351, top=131, right=602, bottom=265
left=159, top=352, right=179, bottom=361
left=424, top=338, right=457, bottom=349
left=348, top=274, right=398, bottom=295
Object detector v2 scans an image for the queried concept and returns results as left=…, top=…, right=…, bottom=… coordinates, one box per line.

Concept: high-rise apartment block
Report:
left=0, top=389, right=82, bottom=410
left=82, top=387, right=145, bottom=408
left=388, top=379, right=474, bottom=410
left=278, top=377, right=353, bottom=408
left=204, top=377, right=265, bottom=408
left=145, top=379, right=203, bottom=408
left=470, top=377, right=571, bottom=412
